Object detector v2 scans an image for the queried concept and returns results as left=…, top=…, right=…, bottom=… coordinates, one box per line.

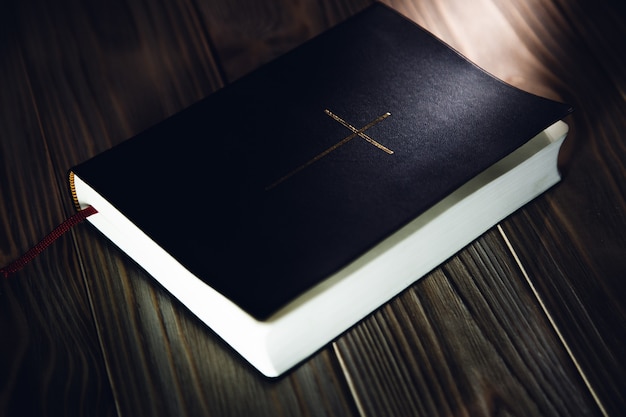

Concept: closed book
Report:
left=69, top=3, right=572, bottom=376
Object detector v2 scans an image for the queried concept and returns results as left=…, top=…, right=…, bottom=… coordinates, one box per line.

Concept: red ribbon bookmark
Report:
left=1, top=206, right=98, bottom=278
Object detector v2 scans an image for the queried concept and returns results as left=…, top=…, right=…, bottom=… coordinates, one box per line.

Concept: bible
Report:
left=68, top=3, right=572, bottom=376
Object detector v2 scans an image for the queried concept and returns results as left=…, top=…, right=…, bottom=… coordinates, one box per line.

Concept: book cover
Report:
left=69, top=3, right=572, bottom=374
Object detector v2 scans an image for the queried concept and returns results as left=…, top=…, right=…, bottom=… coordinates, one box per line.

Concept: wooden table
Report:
left=1, top=0, right=624, bottom=416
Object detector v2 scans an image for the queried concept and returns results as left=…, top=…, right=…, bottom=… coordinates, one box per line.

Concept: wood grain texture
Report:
left=333, top=231, right=601, bottom=417
left=8, top=0, right=364, bottom=415
left=194, top=0, right=374, bottom=81
left=1, top=0, right=623, bottom=416
left=485, top=1, right=626, bottom=414
left=0, top=40, right=117, bottom=417
left=69, top=233, right=360, bottom=417
left=385, top=1, right=626, bottom=415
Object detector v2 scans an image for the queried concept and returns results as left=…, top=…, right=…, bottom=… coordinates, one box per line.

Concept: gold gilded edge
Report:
left=68, top=171, right=81, bottom=210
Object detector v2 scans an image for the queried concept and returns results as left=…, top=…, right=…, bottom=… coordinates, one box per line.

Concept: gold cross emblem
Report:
left=266, top=109, right=393, bottom=190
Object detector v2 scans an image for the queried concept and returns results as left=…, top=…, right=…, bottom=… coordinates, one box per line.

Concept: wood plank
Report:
left=5, top=0, right=619, bottom=415
left=333, top=231, right=602, bottom=417
left=0, top=37, right=117, bottom=417
left=488, top=1, right=626, bottom=414
left=75, top=248, right=360, bottom=416
left=13, top=0, right=365, bottom=415
left=15, top=0, right=226, bottom=163
left=193, top=0, right=375, bottom=81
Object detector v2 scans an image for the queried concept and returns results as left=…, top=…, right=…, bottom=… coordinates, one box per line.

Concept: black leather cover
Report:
left=72, top=3, right=572, bottom=319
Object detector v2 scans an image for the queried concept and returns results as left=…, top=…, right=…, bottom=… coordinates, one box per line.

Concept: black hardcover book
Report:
left=70, top=3, right=572, bottom=376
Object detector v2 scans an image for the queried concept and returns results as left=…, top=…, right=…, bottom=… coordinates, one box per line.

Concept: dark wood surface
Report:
left=1, top=0, right=624, bottom=416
